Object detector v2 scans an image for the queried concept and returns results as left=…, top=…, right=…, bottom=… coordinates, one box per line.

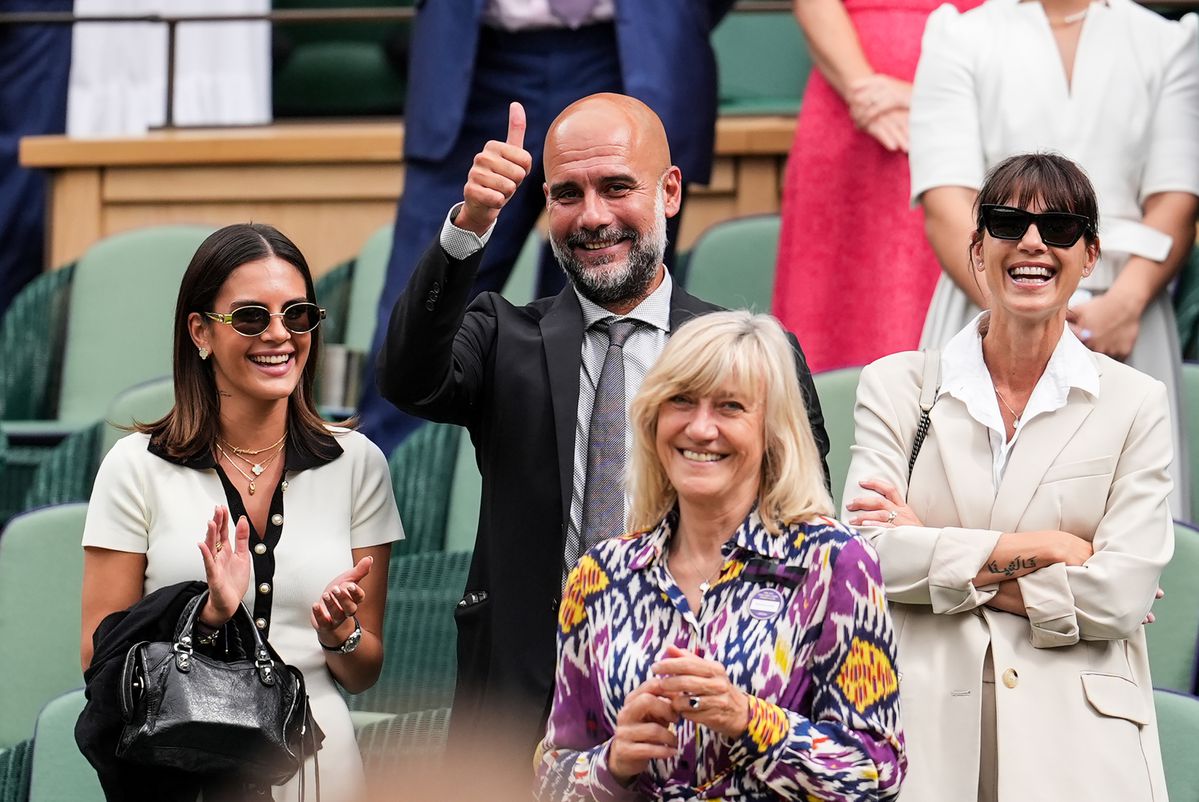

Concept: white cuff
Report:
left=1017, top=563, right=1080, bottom=648
left=928, top=527, right=1003, bottom=614
left=439, top=202, right=496, bottom=260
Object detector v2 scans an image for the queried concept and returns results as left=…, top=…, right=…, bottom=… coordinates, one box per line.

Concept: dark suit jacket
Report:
left=403, top=0, right=737, bottom=184
left=377, top=241, right=830, bottom=747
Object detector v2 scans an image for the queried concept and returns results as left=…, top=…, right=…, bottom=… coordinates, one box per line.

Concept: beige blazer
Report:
left=842, top=350, right=1173, bottom=802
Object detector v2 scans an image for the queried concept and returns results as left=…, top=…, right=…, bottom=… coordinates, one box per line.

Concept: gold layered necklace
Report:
left=215, top=433, right=286, bottom=495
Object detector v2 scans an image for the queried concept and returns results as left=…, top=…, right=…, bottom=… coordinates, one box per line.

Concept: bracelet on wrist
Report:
left=194, top=619, right=222, bottom=646
left=320, top=615, right=362, bottom=655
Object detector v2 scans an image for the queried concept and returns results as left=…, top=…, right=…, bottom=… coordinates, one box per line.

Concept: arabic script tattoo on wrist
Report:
left=986, top=555, right=1037, bottom=578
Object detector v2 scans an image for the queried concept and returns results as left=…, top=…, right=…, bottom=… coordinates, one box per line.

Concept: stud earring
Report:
left=198, top=346, right=210, bottom=360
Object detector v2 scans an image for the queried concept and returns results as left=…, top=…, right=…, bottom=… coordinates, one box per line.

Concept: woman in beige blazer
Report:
left=842, top=153, right=1173, bottom=802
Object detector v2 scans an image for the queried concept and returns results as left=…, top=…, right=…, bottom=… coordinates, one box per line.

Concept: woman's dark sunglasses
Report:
left=205, top=302, right=326, bottom=337
left=980, top=204, right=1093, bottom=248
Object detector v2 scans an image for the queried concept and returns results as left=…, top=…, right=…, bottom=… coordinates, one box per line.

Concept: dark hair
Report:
left=138, top=223, right=338, bottom=460
left=973, top=152, right=1100, bottom=248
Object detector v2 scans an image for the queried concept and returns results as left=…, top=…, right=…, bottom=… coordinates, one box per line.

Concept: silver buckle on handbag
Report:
left=256, top=646, right=276, bottom=685
left=174, top=636, right=194, bottom=671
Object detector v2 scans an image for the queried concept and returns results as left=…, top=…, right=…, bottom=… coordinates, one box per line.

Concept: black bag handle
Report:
left=908, top=348, right=941, bottom=480
left=174, top=590, right=277, bottom=685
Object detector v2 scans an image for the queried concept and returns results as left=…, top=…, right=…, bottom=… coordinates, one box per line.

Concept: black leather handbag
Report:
left=117, top=590, right=323, bottom=793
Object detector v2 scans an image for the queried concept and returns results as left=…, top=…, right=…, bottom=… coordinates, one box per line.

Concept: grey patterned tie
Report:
left=548, top=0, right=599, bottom=27
left=580, top=318, right=638, bottom=554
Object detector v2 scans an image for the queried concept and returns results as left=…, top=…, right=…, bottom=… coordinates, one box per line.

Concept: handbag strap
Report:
left=175, top=590, right=276, bottom=683
left=908, top=348, right=942, bottom=480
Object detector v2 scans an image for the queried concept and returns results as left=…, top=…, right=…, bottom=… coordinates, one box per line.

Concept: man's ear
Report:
left=662, top=166, right=683, bottom=218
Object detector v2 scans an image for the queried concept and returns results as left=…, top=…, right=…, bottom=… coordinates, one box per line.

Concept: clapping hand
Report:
left=456, top=101, right=533, bottom=237
left=310, top=556, right=373, bottom=647
left=196, top=506, right=251, bottom=626
left=651, top=645, right=750, bottom=739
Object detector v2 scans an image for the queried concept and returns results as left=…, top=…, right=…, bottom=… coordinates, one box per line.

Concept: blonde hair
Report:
left=628, top=311, right=832, bottom=535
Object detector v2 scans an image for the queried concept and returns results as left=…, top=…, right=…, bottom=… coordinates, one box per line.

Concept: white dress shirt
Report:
left=939, top=312, right=1100, bottom=489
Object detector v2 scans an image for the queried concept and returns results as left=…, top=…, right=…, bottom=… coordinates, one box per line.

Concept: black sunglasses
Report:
left=980, top=204, right=1094, bottom=248
left=205, top=302, right=326, bottom=337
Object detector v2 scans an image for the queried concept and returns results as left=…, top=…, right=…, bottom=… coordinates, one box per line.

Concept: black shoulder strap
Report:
left=908, top=348, right=942, bottom=480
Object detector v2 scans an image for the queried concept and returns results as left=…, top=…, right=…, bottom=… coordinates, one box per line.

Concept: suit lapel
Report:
left=990, top=390, right=1096, bottom=532
left=540, top=288, right=586, bottom=519
left=929, top=397, right=996, bottom=529
left=668, top=281, right=720, bottom=332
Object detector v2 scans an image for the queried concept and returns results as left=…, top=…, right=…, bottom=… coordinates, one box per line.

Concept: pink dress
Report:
left=772, top=0, right=980, bottom=373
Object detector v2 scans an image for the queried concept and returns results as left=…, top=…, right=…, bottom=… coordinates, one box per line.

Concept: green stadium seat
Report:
left=346, top=551, right=471, bottom=716
left=388, top=422, right=463, bottom=556
left=683, top=214, right=780, bottom=313
left=272, top=0, right=411, bottom=117
left=713, top=9, right=811, bottom=116
left=20, top=377, right=174, bottom=518
left=813, top=366, right=863, bottom=511
left=1147, top=520, right=1199, bottom=694
left=28, top=690, right=103, bottom=802
left=344, top=226, right=393, bottom=356
left=0, top=739, right=32, bottom=802
left=0, top=226, right=212, bottom=524
left=1154, top=688, right=1199, bottom=802
left=0, top=504, right=88, bottom=750
left=357, top=707, right=451, bottom=794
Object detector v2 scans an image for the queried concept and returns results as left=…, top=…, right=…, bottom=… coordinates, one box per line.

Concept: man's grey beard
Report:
left=550, top=187, right=668, bottom=306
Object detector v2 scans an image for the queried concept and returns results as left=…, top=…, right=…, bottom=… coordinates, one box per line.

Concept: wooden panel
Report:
left=101, top=200, right=398, bottom=276
left=104, top=164, right=403, bottom=203
left=27, top=116, right=800, bottom=270
left=735, top=157, right=784, bottom=216
left=21, top=123, right=405, bottom=168
left=713, top=116, right=796, bottom=155
left=48, top=169, right=102, bottom=268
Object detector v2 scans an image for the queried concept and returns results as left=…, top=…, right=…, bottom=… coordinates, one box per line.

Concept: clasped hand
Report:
left=608, top=645, right=750, bottom=785
left=846, top=74, right=912, bottom=152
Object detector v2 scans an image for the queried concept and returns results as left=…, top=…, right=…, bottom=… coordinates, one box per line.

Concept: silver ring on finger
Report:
left=688, top=695, right=701, bottom=711
left=886, top=510, right=897, bottom=525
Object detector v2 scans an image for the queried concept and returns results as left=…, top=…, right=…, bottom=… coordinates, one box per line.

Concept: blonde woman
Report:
left=535, top=311, right=905, bottom=802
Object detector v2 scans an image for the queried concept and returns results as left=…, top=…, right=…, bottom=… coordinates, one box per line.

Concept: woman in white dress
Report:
left=908, top=0, right=1199, bottom=518
left=80, top=223, right=404, bottom=801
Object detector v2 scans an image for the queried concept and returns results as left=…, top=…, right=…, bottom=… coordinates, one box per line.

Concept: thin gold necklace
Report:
left=675, top=541, right=725, bottom=594
left=219, top=432, right=286, bottom=456
left=994, top=387, right=1024, bottom=423
left=217, top=435, right=285, bottom=477
left=215, top=441, right=284, bottom=496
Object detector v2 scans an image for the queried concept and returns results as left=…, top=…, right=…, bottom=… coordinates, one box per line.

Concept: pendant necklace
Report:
left=994, top=387, right=1024, bottom=424
left=677, top=542, right=725, bottom=594
left=218, top=433, right=286, bottom=476
left=215, top=441, right=285, bottom=496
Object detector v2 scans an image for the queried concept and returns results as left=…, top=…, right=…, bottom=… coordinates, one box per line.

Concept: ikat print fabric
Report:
left=535, top=509, right=906, bottom=801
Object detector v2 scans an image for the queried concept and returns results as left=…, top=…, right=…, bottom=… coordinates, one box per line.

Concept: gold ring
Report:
left=214, top=540, right=224, bottom=553
left=886, top=510, right=897, bottom=525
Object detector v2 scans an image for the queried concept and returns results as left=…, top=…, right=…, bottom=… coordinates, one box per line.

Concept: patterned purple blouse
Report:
left=535, top=510, right=906, bottom=801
